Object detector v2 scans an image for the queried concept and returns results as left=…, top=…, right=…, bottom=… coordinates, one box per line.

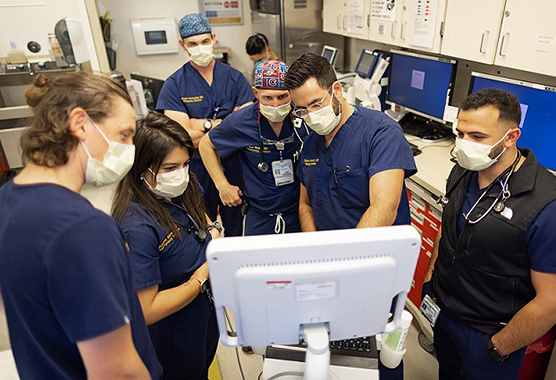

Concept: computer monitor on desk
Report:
left=130, top=74, right=164, bottom=111
left=470, top=72, right=556, bottom=171
left=386, top=50, right=456, bottom=139
left=207, top=226, right=420, bottom=380
left=321, top=45, right=339, bottom=67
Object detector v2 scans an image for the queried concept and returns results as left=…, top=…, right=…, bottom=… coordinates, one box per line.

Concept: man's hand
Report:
left=218, top=183, right=243, bottom=207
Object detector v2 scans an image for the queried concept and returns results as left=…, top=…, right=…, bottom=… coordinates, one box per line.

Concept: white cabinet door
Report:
left=323, top=0, right=347, bottom=36
left=400, top=0, right=448, bottom=54
left=440, top=0, right=506, bottom=64
left=368, top=0, right=404, bottom=45
left=494, top=0, right=556, bottom=77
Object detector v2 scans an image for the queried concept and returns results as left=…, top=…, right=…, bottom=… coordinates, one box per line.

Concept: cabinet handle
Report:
left=367, top=14, right=371, bottom=27
left=337, top=15, right=341, bottom=29
left=391, top=20, right=397, bottom=38
left=343, top=15, right=347, bottom=30
left=499, top=32, right=509, bottom=57
left=401, top=21, right=408, bottom=40
left=479, top=31, right=489, bottom=54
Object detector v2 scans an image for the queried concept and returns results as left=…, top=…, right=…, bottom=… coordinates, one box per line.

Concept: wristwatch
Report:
left=208, top=221, right=223, bottom=234
left=203, top=119, right=212, bottom=133
left=487, top=337, right=509, bottom=361
left=191, top=277, right=208, bottom=293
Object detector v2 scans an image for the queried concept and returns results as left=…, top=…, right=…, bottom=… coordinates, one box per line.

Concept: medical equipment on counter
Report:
left=321, top=45, right=339, bottom=67
left=207, top=226, right=420, bottom=380
left=353, top=50, right=389, bottom=111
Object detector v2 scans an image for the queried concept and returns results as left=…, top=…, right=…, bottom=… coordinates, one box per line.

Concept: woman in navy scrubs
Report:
left=112, top=112, right=221, bottom=379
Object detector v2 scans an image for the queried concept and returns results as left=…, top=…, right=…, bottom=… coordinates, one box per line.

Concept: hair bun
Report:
left=26, top=74, right=52, bottom=107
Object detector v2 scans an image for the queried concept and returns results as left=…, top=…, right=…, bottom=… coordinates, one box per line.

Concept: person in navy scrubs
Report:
left=112, top=112, right=221, bottom=379
left=156, top=13, right=254, bottom=237
left=0, top=72, right=161, bottom=380
left=285, top=53, right=417, bottom=379
left=199, top=60, right=309, bottom=236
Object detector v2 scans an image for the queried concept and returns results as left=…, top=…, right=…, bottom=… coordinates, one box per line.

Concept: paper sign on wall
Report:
left=348, top=0, right=365, bottom=35
left=371, top=0, right=396, bottom=21
left=409, top=0, right=439, bottom=49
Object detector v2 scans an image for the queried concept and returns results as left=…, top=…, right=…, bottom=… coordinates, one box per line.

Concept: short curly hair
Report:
left=22, top=72, right=132, bottom=168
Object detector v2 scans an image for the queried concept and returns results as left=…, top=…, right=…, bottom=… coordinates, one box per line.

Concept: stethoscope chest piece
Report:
left=257, top=161, right=269, bottom=173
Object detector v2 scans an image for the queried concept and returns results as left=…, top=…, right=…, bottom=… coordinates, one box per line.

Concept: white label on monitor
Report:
left=519, top=104, right=528, bottom=128
left=411, top=70, right=425, bottom=90
left=296, top=282, right=336, bottom=301
left=443, top=105, right=459, bottom=123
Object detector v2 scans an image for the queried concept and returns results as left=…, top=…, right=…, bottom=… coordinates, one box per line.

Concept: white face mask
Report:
left=260, top=103, right=291, bottom=123
left=454, top=130, right=510, bottom=171
left=144, top=167, right=189, bottom=198
left=81, top=119, right=135, bottom=187
left=302, top=94, right=342, bottom=136
left=187, top=43, right=214, bottom=67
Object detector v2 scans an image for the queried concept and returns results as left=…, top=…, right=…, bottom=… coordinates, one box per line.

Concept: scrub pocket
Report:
left=336, top=167, right=369, bottom=209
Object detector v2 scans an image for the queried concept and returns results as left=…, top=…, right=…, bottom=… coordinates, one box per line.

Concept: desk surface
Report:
left=406, top=135, right=455, bottom=197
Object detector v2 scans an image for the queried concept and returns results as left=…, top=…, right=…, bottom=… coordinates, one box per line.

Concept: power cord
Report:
left=223, top=308, right=246, bottom=380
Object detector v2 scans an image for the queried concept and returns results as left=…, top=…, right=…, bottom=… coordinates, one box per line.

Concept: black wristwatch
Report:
left=487, top=337, right=509, bottom=361
left=192, top=278, right=208, bottom=293
left=208, top=221, right=223, bottom=234
left=203, top=119, right=212, bottom=133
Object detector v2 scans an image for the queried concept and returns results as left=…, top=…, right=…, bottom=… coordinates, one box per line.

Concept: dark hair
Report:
left=461, top=88, right=521, bottom=127
left=246, top=33, right=268, bottom=55
left=112, top=112, right=207, bottom=237
left=285, top=53, right=337, bottom=91
left=22, top=72, right=132, bottom=168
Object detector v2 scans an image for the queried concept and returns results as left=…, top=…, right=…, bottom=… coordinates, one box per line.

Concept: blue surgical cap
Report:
left=179, top=13, right=212, bottom=39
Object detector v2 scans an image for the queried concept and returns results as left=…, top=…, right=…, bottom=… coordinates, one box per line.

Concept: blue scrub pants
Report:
left=243, top=209, right=301, bottom=236
left=191, top=158, right=243, bottom=237
left=148, top=294, right=219, bottom=380
left=423, top=282, right=526, bottom=379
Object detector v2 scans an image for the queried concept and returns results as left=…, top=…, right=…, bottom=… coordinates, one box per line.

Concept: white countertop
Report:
left=405, top=134, right=455, bottom=197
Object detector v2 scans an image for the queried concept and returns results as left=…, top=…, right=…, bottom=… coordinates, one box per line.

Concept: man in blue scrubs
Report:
left=157, top=13, right=254, bottom=236
left=285, top=53, right=416, bottom=379
left=200, top=61, right=308, bottom=235
left=285, top=53, right=417, bottom=231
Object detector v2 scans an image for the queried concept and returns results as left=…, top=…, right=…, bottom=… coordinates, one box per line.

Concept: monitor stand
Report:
left=399, top=113, right=452, bottom=141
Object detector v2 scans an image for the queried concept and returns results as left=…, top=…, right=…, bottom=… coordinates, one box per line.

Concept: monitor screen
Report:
left=471, top=73, right=556, bottom=170
left=387, top=51, right=455, bottom=122
left=321, top=45, right=338, bottom=66
left=355, top=50, right=378, bottom=79
left=130, top=74, right=165, bottom=110
left=144, top=30, right=167, bottom=45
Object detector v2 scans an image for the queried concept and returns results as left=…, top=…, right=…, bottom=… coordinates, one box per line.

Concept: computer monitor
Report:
left=386, top=50, right=456, bottom=123
left=207, top=226, right=420, bottom=378
left=130, top=74, right=165, bottom=110
left=355, top=49, right=380, bottom=79
left=470, top=72, right=556, bottom=171
left=321, top=45, right=339, bottom=66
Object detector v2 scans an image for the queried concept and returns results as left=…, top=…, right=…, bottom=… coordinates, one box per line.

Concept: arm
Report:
left=424, top=226, right=442, bottom=282
left=198, top=134, right=242, bottom=207
left=136, top=262, right=209, bottom=325
left=77, top=324, right=150, bottom=380
left=234, top=101, right=254, bottom=111
left=491, top=270, right=556, bottom=355
left=164, top=110, right=221, bottom=148
left=357, top=169, right=405, bottom=228
left=299, top=183, right=317, bottom=232
left=205, top=213, right=221, bottom=240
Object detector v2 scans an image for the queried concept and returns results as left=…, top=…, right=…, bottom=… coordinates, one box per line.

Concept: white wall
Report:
left=98, top=0, right=254, bottom=81
left=0, top=0, right=101, bottom=71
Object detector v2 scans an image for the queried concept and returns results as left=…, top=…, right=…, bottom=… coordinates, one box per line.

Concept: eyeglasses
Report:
left=292, top=84, right=335, bottom=118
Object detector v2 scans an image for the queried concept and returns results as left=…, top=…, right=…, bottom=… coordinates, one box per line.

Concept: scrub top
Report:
left=0, top=181, right=162, bottom=380
left=156, top=61, right=254, bottom=236
left=118, top=199, right=218, bottom=379
left=208, top=102, right=309, bottom=214
left=297, top=106, right=417, bottom=230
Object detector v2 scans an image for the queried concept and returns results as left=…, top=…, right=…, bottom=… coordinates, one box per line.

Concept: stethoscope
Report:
left=436, top=150, right=521, bottom=224
left=163, top=200, right=208, bottom=242
left=256, top=106, right=308, bottom=173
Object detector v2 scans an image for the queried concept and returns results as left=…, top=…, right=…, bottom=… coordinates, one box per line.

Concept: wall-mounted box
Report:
left=130, top=17, right=179, bottom=56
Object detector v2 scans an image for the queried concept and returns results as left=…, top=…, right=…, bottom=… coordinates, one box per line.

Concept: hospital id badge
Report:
left=420, top=294, right=441, bottom=327
left=272, top=159, right=294, bottom=186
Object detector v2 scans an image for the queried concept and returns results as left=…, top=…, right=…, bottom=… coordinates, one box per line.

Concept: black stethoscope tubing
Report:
left=163, top=200, right=208, bottom=242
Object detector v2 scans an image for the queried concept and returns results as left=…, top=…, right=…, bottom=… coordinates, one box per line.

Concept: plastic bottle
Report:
left=48, top=34, right=67, bottom=67
left=380, top=310, right=413, bottom=369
